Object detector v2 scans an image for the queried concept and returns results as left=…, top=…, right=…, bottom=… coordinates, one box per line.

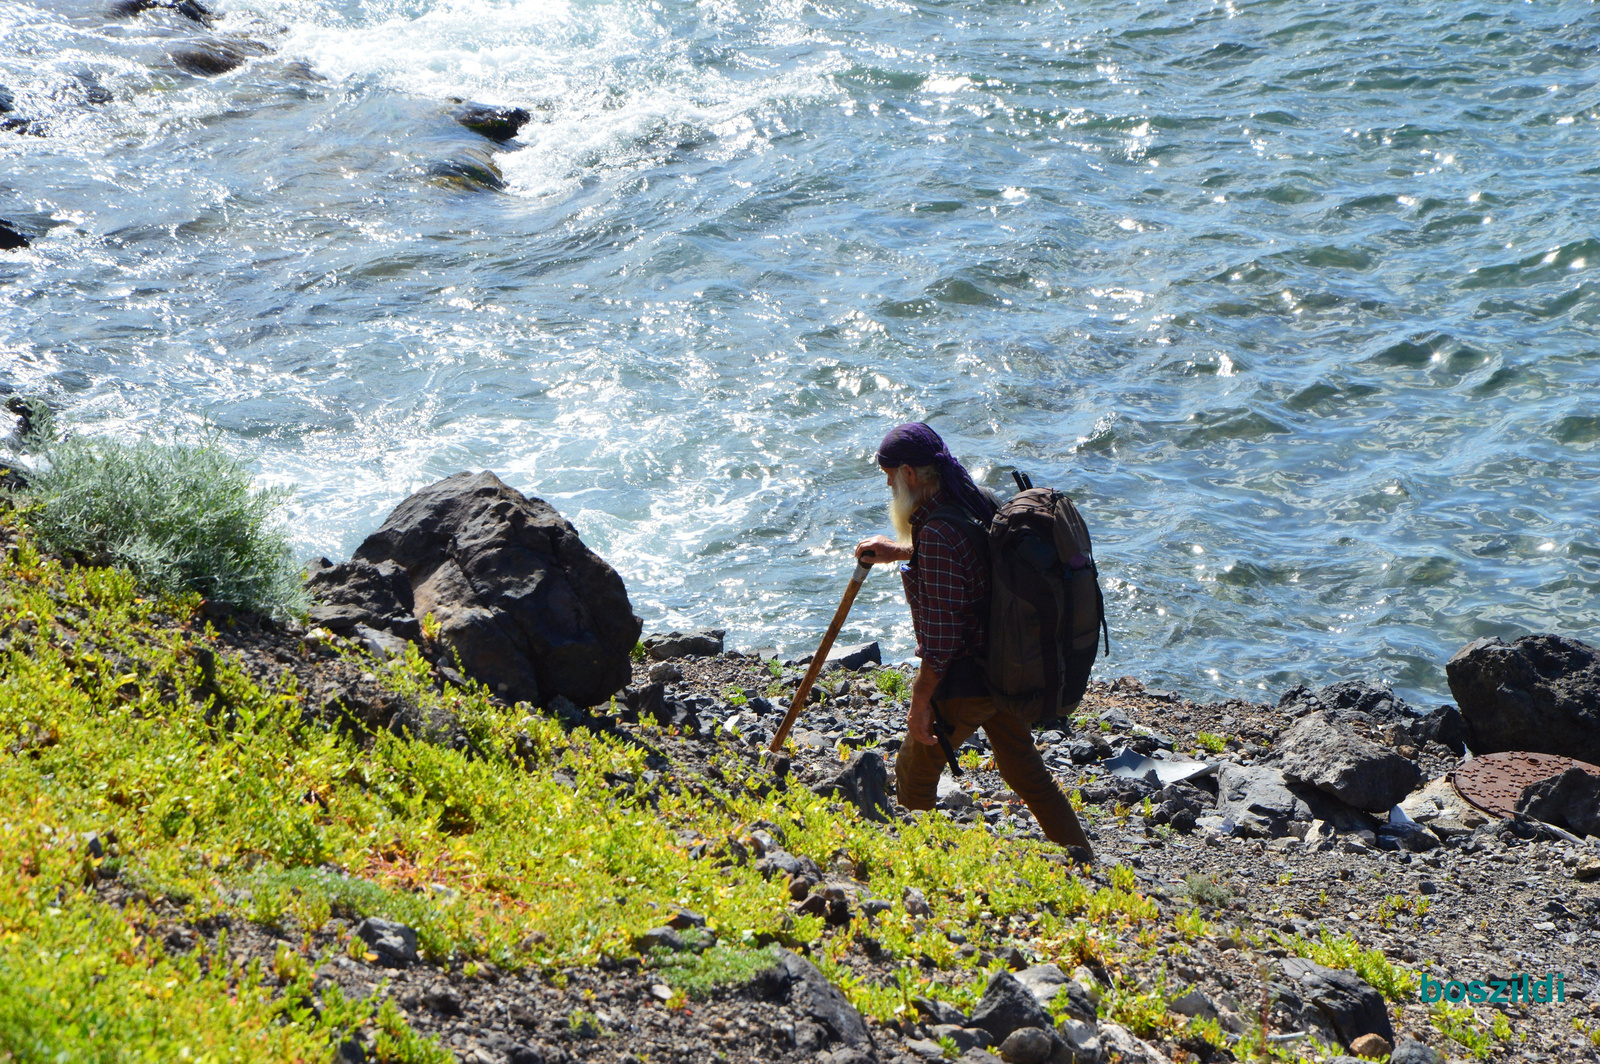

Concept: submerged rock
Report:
left=171, top=40, right=269, bottom=77
left=347, top=470, right=641, bottom=707
left=453, top=102, right=531, bottom=143
left=1447, top=634, right=1600, bottom=762
left=111, top=0, right=215, bottom=25
left=427, top=149, right=506, bottom=192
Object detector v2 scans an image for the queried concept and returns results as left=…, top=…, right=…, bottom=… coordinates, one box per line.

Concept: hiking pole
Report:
left=768, top=561, right=871, bottom=753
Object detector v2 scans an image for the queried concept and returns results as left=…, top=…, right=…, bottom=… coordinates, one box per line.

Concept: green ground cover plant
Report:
left=0, top=506, right=1258, bottom=1060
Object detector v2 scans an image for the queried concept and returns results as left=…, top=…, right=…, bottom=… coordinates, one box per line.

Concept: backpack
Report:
left=933, top=471, right=1109, bottom=724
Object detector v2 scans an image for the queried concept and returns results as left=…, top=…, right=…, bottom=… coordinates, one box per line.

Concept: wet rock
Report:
left=0, top=221, right=30, bottom=250
left=754, top=949, right=871, bottom=1047
left=643, top=629, right=725, bottom=660
left=349, top=471, right=641, bottom=707
left=1214, top=763, right=1311, bottom=837
left=969, top=970, right=1054, bottom=1043
left=1516, top=767, right=1600, bottom=837
left=111, top=0, right=215, bottom=24
left=453, top=102, right=531, bottom=142
left=1275, top=711, right=1422, bottom=813
left=997, top=1027, right=1052, bottom=1064
left=1447, top=634, right=1600, bottom=762
left=0, top=86, right=11, bottom=113
left=171, top=42, right=261, bottom=77
left=815, top=750, right=891, bottom=821
left=427, top=148, right=507, bottom=191
left=1280, top=957, right=1393, bottom=1049
left=354, top=917, right=418, bottom=967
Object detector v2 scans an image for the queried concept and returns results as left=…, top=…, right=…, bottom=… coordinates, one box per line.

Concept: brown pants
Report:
left=894, top=696, right=1093, bottom=856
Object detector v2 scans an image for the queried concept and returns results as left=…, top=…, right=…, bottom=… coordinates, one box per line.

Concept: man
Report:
left=855, top=423, right=1094, bottom=858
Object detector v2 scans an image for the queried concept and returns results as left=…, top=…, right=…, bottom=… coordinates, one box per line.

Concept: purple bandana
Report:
left=875, top=422, right=997, bottom=521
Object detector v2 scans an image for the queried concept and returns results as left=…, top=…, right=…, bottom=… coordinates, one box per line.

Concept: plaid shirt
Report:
left=901, top=492, right=988, bottom=675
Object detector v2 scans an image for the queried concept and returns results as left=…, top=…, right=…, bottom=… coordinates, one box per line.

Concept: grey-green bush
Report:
left=21, top=434, right=306, bottom=617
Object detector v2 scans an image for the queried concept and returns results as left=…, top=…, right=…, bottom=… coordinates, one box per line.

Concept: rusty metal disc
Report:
left=1451, top=751, right=1600, bottom=819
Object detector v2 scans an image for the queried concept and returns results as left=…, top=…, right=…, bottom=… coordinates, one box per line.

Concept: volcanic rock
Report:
left=643, top=629, right=724, bottom=660
left=1275, top=711, right=1422, bottom=813
left=1516, top=767, right=1600, bottom=837
left=354, top=917, right=419, bottom=967
left=306, top=557, right=416, bottom=635
left=1447, top=634, right=1600, bottom=762
left=453, top=102, right=531, bottom=142
left=1214, top=763, right=1311, bottom=837
left=825, top=641, right=882, bottom=670
left=753, top=950, right=871, bottom=1047
left=0, top=221, right=29, bottom=250
left=1280, top=957, right=1394, bottom=1049
left=996, top=1027, right=1052, bottom=1064
left=969, top=970, right=1055, bottom=1043
left=348, top=471, right=641, bottom=707
left=1389, top=1037, right=1445, bottom=1064
left=816, top=750, right=891, bottom=822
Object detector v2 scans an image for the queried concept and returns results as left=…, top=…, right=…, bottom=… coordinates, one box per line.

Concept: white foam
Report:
left=244, top=0, right=841, bottom=196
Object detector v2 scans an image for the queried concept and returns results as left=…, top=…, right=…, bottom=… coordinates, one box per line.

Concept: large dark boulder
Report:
left=1276, top=711, right=1422, bottom=813
left=1516, top=768, right=1600, bottom=837
left=1446, top=635, right=1600, bottom=762
left=350, top=471, right=641, bottom=707
left=111, top=0, right=215, bottom=24
left=0, top=220, right=29, bottom=250
left=1281, top=958, right=1393, bottom=1049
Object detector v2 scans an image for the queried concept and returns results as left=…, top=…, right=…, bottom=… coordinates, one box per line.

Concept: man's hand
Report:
left=855, top=535, right=911, bottom=566
left=907, top=665, right=942, bottom=746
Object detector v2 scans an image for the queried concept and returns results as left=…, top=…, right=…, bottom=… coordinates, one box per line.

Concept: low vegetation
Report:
left=15, top=427, right=305, bottom=617
left=0, top=480, right=1477, bottom=1061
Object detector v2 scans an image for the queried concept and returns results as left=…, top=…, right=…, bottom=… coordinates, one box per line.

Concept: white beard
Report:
left=888, top=472, right=923, bottom=546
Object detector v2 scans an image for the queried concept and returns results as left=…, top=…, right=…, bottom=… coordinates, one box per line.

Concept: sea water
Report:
left=1, top=0, right=1597, bottom=706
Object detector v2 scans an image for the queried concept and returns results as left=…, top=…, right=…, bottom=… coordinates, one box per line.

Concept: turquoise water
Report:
left=2, top=0, right=1597, bottom=705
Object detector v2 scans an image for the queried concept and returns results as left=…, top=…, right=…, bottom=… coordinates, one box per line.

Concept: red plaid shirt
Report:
left=901, top=492, right=988, bottom=675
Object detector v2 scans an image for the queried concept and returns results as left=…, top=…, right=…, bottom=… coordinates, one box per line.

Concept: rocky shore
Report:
left=7, top=468, right=1600, bottom=1064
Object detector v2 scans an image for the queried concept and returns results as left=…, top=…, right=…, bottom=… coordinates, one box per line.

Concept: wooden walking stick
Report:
left=768, top=561, right=872, bottom=753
